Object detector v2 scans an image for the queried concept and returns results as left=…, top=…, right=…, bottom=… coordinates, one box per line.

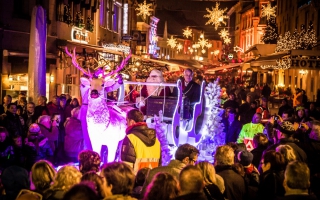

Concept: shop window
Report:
left=289, top=76, right=292, bottom=85
left=99, top=0, right=111, bottom=29
left=113, top=4, right=120, bottom=32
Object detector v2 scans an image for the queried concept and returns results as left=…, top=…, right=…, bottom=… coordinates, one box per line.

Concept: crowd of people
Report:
left=0, top=67, right=320, bottom=200
left=0, top=93, right=81, bottom=171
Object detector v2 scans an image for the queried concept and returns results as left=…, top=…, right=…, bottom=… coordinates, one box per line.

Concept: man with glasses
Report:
left=23, top=102, right=37, bottom=128
left=173, top=68, right=201, bottom=119
left=141, top=143, right=199, bottom=197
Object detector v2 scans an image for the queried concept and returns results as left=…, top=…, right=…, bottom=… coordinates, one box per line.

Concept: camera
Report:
left=274, top=115, right=278, bottom=121
left=299, top=123, right=303, bottom=129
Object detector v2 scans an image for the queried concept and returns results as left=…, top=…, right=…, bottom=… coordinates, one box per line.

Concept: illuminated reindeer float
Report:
left=65, top=47, right=131, bottom=162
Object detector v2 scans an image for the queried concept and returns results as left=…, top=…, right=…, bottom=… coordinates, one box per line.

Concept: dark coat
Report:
left=239, top=104, right=256, bottom=125
left=43, top=189, right=65, bottom=200
left=121, top=123, right=157, bottom=164
left=64, top=117, right=84, bottom=158
left=258, top=170, right=285, bottom=200
left=173, top=80, right=201, bottom=104
left=251, top=146, right=268, bottom=169
left=25, top=135, right=53, bottom=166
left=204, top=184, right=225, bottom=200
left=22, top=111, right=38, bottom=130
left=1, top=111, right=24, bottom=138
left=34, top=105, right=50, bottom=120
left=222, top=119, right=242, bottom=143
left=0, top=139, right=14, bottom=170
left=215, top=165, right=246, bottom=200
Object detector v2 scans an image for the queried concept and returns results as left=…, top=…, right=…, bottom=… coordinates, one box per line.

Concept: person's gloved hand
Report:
left=117, top=74, right=123, bottom=84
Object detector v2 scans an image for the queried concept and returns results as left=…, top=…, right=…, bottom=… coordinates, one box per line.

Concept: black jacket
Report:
left=1, top=111, right=24, bottom=138
left=258, top=170, right=285, bottom=200
left=222, top=119, right=242, bottom=143
left=215, top=165, right=246, bottom=200
left=121, top=123, right=157, bottom=164
left=173, top=80, right=201, bottom=104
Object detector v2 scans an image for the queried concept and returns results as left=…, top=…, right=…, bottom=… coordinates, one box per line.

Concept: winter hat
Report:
left=28, top=123, right=41, bottom=133
left=1, top=165, right=30, bottom=200
left=278, top=121, right=295, bottom=136
left=237, top=151, right=253, bottom=166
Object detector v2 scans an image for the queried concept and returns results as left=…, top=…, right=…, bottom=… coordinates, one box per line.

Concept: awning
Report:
left=64, top=40, right=124, bottom=56
left=61, top=40, right=182, bottom=69
left=204, top=63, right=242, bottom=74
left=249, top=51, right=290, bottom=66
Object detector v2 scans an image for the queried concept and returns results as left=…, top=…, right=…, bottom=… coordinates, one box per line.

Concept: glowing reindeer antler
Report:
left=102, top=52, right=132, bottom=78
left=65, top=47, right=93, bottom=78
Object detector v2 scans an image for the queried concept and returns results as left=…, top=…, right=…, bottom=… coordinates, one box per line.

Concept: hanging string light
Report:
left=183, top=27, right=193, bottom=38
left=204, top=2, right=228, bottom=30
left=136, top=0, right=153, bottom=20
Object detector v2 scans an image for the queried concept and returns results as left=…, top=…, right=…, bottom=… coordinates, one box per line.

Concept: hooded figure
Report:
left=121, top=109, right=161, bottom=174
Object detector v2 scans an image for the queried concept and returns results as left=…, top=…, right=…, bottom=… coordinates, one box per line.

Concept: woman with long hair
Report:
left=196, top=161, right=225, bottom=200
left=31, top=160, right=56, bottom=195
left=143, top=172, right=179, bottom=200
left=44, top=165, right=82, bottom=200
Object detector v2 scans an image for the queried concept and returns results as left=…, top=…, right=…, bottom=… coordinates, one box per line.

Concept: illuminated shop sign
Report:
left=71, top=27, right=89, bottom=44
left=103, top=44, right=130, bottom=54
left=290, top=58, right=320, bottom=69
left=123, top=4, right=128, bottom=34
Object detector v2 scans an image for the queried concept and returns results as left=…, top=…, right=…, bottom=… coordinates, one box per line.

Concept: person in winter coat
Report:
left=25, top=123, right=53, bottom=168
left=1, top=103, right=24, bottom=138
left=121, top=109, right=161, bottom=174
left=258, top=150, right=286, bottom=200
left=215, top=145, right=246, bottom=200
left=0, top=127, right=14, bottom=171
left=64, top=107, right=84, bottom=162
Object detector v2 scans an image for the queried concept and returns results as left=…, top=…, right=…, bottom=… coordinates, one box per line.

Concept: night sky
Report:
left=153, top=0, right=240, bottom=39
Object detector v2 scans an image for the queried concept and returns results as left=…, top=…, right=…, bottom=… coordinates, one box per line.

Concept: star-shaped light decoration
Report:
left=204, top=2, right=229, bottom=30
left=233, top=46, right=244, bottom=53
left=213, top=50, right=220, bottom=56
left=167, top=36, right=177, bottom=49
left=183, top=27, right=192, bottom=38
left=152, top=35, right=158, bottom=42
left=224, top=37, right=231, bottom=44
left=135, top=0, right=153, bottom=20
left=261, top=2, right=277, bottom=20
left=219, top=29, right=229, bottom=38
left=177, top=43, right=183, bottom=52
left=198, top=37, right=209, bottom=49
